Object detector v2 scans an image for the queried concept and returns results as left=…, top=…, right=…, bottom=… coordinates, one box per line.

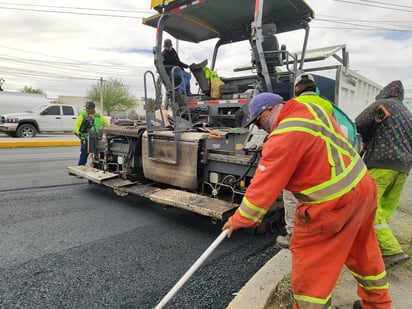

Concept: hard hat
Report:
left=244, top=92, right=284, bottom=127
left=163, top=39, right=172, bottom=47
left=294, top=73, right=316, bottom=87
left=85, top=101, right=95, bottom=109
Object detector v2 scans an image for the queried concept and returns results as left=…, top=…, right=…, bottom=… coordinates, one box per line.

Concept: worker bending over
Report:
left=223, top=93, right=391, bottom=309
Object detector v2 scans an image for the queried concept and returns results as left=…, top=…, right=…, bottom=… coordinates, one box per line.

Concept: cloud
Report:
left=0, top=0, right=410, bottom=99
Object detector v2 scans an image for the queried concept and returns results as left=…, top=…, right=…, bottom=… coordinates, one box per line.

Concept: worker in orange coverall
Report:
left=222, top=93, right=391, bottom=309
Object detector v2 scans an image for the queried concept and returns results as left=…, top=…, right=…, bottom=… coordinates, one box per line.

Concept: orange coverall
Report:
left=231, top=99, right=391, bottom=308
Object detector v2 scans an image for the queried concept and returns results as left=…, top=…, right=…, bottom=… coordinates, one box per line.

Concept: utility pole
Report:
left=100, top=77, right=104, bottom=114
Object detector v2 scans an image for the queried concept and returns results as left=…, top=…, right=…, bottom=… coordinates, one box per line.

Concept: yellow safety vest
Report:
left=296, top=93, right=334, bottom=115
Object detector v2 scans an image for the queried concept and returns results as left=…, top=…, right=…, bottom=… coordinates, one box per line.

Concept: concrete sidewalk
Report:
left=0, top=133, right=80, bottom=148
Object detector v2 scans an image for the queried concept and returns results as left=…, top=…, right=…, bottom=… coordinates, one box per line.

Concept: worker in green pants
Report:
left=356, top=80, right=412, bottom=269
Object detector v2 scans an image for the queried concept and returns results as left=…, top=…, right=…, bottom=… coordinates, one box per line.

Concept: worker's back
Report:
left=296, top=92, right=357, bottom=147
left=267, top=99, right=362, bottom=198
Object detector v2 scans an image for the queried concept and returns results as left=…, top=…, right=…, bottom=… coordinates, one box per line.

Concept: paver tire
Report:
left=17, top=124, right=37, bottom=138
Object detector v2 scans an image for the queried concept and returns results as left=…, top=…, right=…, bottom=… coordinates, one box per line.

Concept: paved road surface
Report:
left=0, top=145, right=282, bottom=309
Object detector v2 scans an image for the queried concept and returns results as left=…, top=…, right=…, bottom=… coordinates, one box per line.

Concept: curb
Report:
left=0, top=140, right=80, bottom=148
left=227, top=249, right=291, bottom=309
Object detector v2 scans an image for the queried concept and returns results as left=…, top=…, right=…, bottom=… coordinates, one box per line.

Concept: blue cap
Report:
left=244, top=93, right=283, bottom=127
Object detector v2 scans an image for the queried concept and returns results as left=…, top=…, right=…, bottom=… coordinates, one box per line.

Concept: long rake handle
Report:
left=154, top=229, right=229, bottom=309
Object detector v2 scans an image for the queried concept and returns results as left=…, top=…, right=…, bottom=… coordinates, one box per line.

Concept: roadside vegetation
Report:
left=87, top=77, right=137, bottom=115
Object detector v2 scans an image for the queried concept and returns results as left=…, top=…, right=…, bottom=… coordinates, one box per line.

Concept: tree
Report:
left=21, top=85, right=45, bottom=94
left=146, top=97, right=157, bottom=113
left=87, top=78, right=137, bottom=115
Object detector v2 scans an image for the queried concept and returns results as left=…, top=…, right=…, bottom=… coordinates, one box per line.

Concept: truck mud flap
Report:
left=67, top=166, right=118, bottom=183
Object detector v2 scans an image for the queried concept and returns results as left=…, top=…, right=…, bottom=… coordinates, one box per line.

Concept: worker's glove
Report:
left=222, top=207, right=261, bottom=238
left=222, top=217, right=237, bottom=238
left=222, top=215, right=259, bottom=238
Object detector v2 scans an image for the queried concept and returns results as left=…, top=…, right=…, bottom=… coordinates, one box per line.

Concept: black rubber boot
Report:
left=353, top=300, right=363, bottom=309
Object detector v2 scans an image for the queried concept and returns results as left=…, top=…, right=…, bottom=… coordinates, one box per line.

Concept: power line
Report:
left=1, top=61, right=152, bottom=82
left=317, top=14, right=412, bottom=25
left=315, top=18, right=412, bottom=32
left=0, top=54, right=152, bottom=71
left=0, top=2, right=152, bottom=14
left=1, top=70, right=145, bottom=95
left=312, top=26, right=411, bottom=31
left=0, top=45, right=154, bottom=79
left=0, top=45, right=89, bottom=63
left=359, top=0, right=412, bottom=9
left=0, top=6, right=148, bottom=19
left=333, top=0, right=412, bottom=12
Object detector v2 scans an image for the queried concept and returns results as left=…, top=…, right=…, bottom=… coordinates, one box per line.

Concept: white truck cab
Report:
left=0, top=104, right=78, bottom=137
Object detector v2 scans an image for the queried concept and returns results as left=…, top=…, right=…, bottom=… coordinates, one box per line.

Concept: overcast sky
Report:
left=0, top=0, right=411, bottom=101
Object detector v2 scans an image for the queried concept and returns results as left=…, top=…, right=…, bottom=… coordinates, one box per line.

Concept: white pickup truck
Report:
left=0, top=104, right=78, bottom=138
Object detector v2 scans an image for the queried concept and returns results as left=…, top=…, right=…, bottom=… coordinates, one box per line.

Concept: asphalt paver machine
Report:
left=68, top=0, right=315, bottom=232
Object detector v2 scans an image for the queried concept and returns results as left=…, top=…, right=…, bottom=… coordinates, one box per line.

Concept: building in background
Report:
left=55, top=96, right=88, bottom=114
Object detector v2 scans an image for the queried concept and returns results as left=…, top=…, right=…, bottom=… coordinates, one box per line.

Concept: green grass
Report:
left=265, top=273, right=293, bottom=309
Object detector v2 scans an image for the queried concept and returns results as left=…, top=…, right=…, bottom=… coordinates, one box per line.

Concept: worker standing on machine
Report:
left=162, top=39, right=192, bottom=95
left=223, top=93, right=391, bottom=309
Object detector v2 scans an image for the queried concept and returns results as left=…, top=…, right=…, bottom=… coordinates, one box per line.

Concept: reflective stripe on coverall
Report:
left=235, top=101, right=391, bottom=309
left=274, top=102, right=365, bottom=203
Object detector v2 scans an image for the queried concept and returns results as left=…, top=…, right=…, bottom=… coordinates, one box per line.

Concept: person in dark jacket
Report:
left=356, top=80, right=412, bottom=269
left=162, top=39, right=192, bottom=95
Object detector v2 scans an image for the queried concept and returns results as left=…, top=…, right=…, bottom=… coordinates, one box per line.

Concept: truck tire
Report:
left=17, top=124, right=37, bottom=138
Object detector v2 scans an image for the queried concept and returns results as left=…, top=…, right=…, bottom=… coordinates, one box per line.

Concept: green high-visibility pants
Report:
left=369, top=168, right=408, bottom=255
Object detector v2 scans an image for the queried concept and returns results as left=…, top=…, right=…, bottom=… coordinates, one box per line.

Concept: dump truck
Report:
left=68, top=0, right=381, bottom=231
left=298, top=44, right=382, bottom=120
